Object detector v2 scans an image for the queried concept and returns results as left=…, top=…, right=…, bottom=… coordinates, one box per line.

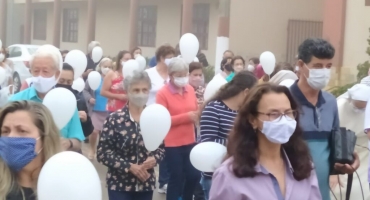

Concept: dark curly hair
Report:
left=226, top=83, right=312, bottom=180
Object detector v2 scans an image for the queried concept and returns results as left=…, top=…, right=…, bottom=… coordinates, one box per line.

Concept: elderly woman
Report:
left=0, top=101, right=61, bottom=200
left=156, top=57, right=200, bottom=200
left=84, top=57, right=112, bottom=159
left=97, top=71, right=164, bottom=200
left=330, top=84, right=370, bottom=199
left=10, top=45, right=84, bottom=151
left=269, top=70, right=298, bottom=86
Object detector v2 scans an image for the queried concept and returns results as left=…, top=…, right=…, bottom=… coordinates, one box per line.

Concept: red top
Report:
left=106, top=74, right=127, bottom=112
left=156, top=83, right=198, bottom=147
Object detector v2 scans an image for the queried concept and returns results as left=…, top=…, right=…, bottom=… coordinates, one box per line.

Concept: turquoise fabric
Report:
left=9, top=87, right=85, bottom=141
left=93, top=79, right=108, bottom=111
left=225, top=72, right=235, bottom=82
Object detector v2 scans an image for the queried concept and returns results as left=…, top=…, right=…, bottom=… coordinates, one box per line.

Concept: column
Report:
left=53, top=0, right=61, bottom=47
left=181, top=0, right=193, bottom=35
left=87, top=0, right=97, bottom=45
left=24, top=0, right=32, bottom=44
left=322, top=0, right=347, bottom=85
left=128, top=0, right=139, bottom=50
left=214, top=0, right=230, bottom=75
left=0, top=0, right=7, bottom=45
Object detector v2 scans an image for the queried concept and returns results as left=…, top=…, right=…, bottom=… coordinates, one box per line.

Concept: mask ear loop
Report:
left=35, top=136, right=43, bottom=155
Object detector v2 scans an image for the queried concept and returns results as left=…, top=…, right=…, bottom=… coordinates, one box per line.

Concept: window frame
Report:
left=192, top=3, right=210, bottom=50
left=137, top=5, right=157, bottom=47
left=33, top=9, right=47, bottom=40
left=62, top=8, right=79, bottom=43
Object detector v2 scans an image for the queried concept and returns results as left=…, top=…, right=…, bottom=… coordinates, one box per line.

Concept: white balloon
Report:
left=72, top=77, right=85, bottom=93
left=0, top=67, right=6, bottom=85
left=122, top=59, right=140, bottom=78
left=140, top=104, right=171, bottom=151
left=135, top=55, right=147, bottom=71
left=279, top=79, right=295, bottom=88
left=88, top=71, right=102, bottom=90
left=38, top=151, right=102, bottom=200
left=204, top=74, right=227, bottom=101
left=43, top=88, right=76, bottom=129
left=38, top=45, right=63, bottom=71
left=259, top=51, right=276, bottom=75
left=190, top=142, right=227, bottom=172
left=180, top=33, right=200, bottom=64
left=65, top=50, right=88, bottom=79
left=92, top=46, right=103, bottom=63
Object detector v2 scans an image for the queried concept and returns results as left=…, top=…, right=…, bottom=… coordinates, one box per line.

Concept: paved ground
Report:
left=81, top=143, right=166, bottom=200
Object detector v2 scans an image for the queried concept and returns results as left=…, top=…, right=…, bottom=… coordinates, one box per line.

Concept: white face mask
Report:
left=247, top=65, right=255, bottom=72
left=164, top=58, right=173, bottom=66
left=295, top=66, right=299, bottom=71
left=128, top=92, right=149, bottom=107
left=234, top=65, right=244, bottom=73
left=174, top=77, right=189, bottom=87
left=32, top=75, right=57, bottom=93
left=304, top=64, right=331, bottom=90
left=101, top=68, right=110, bottom=75
left=260, top=116, right=296, bottom=144
left=0, top=53, right=4, bottom=62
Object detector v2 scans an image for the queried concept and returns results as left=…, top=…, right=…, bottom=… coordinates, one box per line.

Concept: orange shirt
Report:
left=156, top=83, right=198, bottom=147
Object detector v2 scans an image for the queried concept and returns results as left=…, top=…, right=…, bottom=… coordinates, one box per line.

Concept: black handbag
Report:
left=330, top=127, right=357, bottom=200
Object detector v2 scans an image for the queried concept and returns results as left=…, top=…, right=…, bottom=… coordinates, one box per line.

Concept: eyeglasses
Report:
left=257, top=110, right=298, bottom=122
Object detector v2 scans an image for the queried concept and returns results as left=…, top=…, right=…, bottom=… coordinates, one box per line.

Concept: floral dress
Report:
left=97, top=105, right=165, bottom=192
left=106, top=72, right=127, bottom=112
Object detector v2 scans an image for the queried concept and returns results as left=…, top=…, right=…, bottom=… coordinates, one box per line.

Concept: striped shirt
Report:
left=200, top=100, right=238, bottom=178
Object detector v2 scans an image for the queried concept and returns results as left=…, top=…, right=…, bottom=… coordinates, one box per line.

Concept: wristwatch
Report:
left=69, top=139, right=73, bottom=149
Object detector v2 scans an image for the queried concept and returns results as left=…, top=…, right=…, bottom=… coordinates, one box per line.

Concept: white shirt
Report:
left=145, top=67, right=169, bottom=105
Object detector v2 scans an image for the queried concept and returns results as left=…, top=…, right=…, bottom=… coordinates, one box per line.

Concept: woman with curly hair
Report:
left=209, top=83, right=321, bottom=200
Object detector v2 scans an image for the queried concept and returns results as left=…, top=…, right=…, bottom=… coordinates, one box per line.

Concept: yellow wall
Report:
left=341, top=0, right=370, bottom=84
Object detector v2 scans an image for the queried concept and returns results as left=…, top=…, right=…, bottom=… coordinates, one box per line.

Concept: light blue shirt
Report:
left=9, top=87, right=85, bottom=141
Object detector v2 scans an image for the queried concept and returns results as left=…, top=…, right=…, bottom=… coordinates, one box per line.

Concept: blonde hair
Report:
left=95, top=57, right=112, bottom=72
left=0, top=101, right=61, bottom=200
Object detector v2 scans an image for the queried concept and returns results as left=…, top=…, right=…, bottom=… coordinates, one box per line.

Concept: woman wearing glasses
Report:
left=209, top=83, right=321, bottom=200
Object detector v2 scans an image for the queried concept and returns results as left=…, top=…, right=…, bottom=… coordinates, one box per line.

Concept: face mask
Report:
left=260, top=116, right=296, bottom=144
left=164, top=58, right=173, bottom=66
left=304, top=65, right=331, bottom=90
left=0, top=53, right=4, bottom=62
left=174, top=77, right=189, bottom=87
left=234, top=65, right=244, bottom=73
left=295, top=66, right=299, bottom=71
left=247, top=65, right=255, bottom=72
left=32, top=75, right=57, bottom=93
left=224, top=64, right=233, bottom=72
left=0, top=137, right=41, bottom=172
left=350, top=102, right=365, bottom=113
left=55, top=83, right=73, bottom=92
left=129, top=92, right=149, bottom=107
left=189, top=76, right=203, bottom=87
left=101, top=68, right=110, bottom=75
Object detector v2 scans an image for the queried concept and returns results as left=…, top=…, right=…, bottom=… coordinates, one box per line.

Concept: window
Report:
left=137, top=6, right=157, bottom=47
left=33, top=9, right=47, bottom=40
left=193, top=4, right=210, bottom=50
left=366, top=0, right=370, bottom=6
left=286, top=20, right=323, bottom=64
left=62, top=9, right=79, bottom=43
left=9, top=47, right=22, bottom=58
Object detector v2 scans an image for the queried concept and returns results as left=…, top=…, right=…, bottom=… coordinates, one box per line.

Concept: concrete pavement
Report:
left=81, top=143, right=166, bottom=200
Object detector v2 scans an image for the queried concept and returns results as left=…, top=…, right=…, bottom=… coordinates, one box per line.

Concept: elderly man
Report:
left=10, top=45, right=84, bottom=151
left=82, top=41, right=100, bottom=80
left=290, top=38, right=360, bottom=200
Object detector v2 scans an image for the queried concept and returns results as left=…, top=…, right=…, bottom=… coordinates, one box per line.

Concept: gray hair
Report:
left=123, top=70, right=152, bottom=91
left=168, top=57, right=189, bottom=75
left=96, top=57, right=112, bottom=72
left=30, top=45, right=60, bottom=71
left=88, top=41, right=100, bottom=54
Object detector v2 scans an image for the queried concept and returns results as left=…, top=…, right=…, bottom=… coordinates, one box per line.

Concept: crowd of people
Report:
left=0, top=37, right=369, bottom=200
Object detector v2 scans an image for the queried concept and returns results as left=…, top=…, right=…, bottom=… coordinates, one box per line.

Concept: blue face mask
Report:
left=0, top=137, right=41, bottom=172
